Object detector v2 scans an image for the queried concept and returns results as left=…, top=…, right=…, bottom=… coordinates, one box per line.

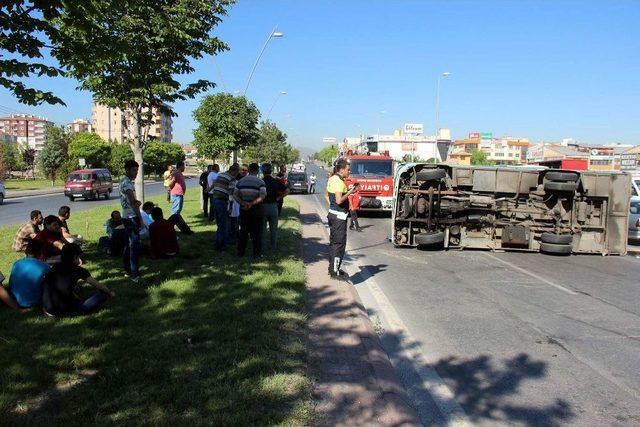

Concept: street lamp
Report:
left=435, top=71, right=451, bottom=141
left=243, top=27, right=284, bottom=96
left=266, top=90, right=287, bottom=120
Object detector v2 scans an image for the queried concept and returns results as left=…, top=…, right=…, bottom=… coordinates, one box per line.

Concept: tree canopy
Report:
left=50, top=0, right=233, bottom=199
left=470, top=149, right=495, bottom=166
left=242, top=120, right=298, bottom=166
left=144, top=141, right=185, bottom=175
left=0, top=1, right=65, bottom=105
left=38, top=125, right=68, bottom=185
left=193, top=93, right=260, bottom=161
left=314, top=145, right=338, bottom=165
left=67, top=133, right=110, bottom=168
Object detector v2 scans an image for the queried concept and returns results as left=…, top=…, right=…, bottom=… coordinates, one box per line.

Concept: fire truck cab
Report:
left=343, top=151, right=395, bottom=212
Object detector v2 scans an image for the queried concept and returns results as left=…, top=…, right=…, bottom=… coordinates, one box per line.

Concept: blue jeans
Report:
left=213, top=198, right=230, bottom=250
left=74, top=292, right=107, bottom=314
left=123, top=218, right=140, bottom=278
left=170, top=194, right=184, bottom=215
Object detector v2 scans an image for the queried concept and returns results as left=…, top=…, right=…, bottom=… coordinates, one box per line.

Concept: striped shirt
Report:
left=212, top=171, right=236, bottom=200
left=234, top=175, right=267, bottom=203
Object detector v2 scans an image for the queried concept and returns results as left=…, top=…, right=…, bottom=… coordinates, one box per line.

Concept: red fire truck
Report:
left=343, top=151, right=395, bottom=212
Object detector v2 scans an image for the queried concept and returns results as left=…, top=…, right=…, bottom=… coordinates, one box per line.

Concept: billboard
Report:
left=620, top=154, right=639, bottom=170
left=403, top=123, right=424, bottom=135
left=480, top=132, right=493, bottom=139
left=469, top=132, right=480, bottom=139
left=322, top=137, right=336, bottom=144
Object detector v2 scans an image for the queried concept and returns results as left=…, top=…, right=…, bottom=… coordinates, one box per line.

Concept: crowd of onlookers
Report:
left=0, top=158, right=291, bottom=317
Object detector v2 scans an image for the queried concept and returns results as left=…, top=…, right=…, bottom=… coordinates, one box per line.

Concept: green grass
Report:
left=0, top=192, right=314, bottom=425
left=3, top=178, right=61, bottom=191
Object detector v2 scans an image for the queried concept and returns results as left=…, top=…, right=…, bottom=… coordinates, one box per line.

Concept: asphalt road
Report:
left=301, top=162, right=640, bottom=426
left=0, top=178, right=198, bottom=227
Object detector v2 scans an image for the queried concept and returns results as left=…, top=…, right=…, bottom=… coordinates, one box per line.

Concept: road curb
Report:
left=299, top=198, right=420, bottom=426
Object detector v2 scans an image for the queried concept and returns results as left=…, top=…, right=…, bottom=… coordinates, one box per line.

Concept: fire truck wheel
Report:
left=540, top=232, right=573, bottom=245
left=545, top=171, right=579, bottom=182
left=544, top=181, right=576, bottom=192
left=414, top=231, right=445, bottom=246
left=416, top=168, right=446, bottom=181
left=540, top=242, right=572, bottom=255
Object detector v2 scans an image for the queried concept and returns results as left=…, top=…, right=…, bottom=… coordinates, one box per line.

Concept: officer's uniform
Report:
left=326, top=174, right=350, bottom=276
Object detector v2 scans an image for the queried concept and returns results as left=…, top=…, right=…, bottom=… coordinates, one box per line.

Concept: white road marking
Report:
left=483, top=252, right=578, bottom=296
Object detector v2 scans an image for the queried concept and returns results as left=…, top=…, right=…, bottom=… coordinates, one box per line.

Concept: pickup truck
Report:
left=392, top=163, right=631, bottom=255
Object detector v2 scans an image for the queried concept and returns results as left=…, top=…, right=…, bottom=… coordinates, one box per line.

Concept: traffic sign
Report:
left=79, top=158, right=86, bottom=167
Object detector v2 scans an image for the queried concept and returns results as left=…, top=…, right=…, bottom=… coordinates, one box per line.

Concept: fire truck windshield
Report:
left=350, top=160, right=393, bottom=177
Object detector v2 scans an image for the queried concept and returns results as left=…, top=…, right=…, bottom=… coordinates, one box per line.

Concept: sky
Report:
left=1, top=0, right=639, bottom=151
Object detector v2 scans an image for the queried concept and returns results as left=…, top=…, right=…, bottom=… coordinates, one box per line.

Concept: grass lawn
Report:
left=3, top=178, right=61, bottom=191
left=0, top=192, right=313, bottom=425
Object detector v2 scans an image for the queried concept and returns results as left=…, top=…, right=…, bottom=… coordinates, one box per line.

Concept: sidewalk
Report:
left=299, top=199, right=420, bottom=426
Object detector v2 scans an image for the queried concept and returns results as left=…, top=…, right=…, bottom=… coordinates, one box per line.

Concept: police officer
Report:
left=326, top=158, right=359, bottom=281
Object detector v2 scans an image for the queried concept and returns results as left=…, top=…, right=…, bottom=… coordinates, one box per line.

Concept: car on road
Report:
left=64, top=168, right=113, bottom=201
left=392, top=163, right=631, bottom=255
left=0, top=180, right=4, bottom=205
left=287, top=172, right=309, bottom=194
left=629, top=196, right=640, bottom=244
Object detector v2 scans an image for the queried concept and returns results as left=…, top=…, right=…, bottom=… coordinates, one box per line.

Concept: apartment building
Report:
left=0, top=114, right=52, bottom=152
left=92, top=102, right=173, bottom=143
left=453, top=133, right=529, bottom=164
left=67, top=118, right=93, bottom=134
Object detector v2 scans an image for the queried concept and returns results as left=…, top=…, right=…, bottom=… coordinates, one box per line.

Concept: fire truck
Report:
left=343, top=151, right=395, bottom=212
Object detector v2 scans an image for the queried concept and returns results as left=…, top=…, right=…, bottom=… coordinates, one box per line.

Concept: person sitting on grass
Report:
left=34, top=215, right=67, bottom=263
left=42, top=243, right=115, bottom=317
left=12, top=209, right=43, bottom=252
left=139, top=201, right=156, bottom=239
left=0, top=240, right=50, bottom=311
left=148, top=207, right=179, bottom=259
left=58, top=205, right=85, bottom=244
left=99, top=211, right=126, bottom=256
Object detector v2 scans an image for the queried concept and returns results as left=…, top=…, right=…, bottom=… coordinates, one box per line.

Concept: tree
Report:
left=22, top=148, right=36, bottom=179
left=401, top=154, right=422, bottom=163
left=314, top=145, right=338, bottom=165
left=109, top=143, right=134, bottom=177
left=67, top=133, right=110, bottom=168
left=193, top=93, right=260, bottom=162
left=52, top=0, right=233, bottom=200
left=0, top=1, right=65, bottom=105
left=470, top=149, right=495, bottom=166
left=38, top=140, right=66, bottom=186
left=242, top=120, right=298, bottom=166
left=38, top=124, right=69, bottom=185
left=0, top=141, right=20, bottom=173
left=144, top=141, right=185, bottom=176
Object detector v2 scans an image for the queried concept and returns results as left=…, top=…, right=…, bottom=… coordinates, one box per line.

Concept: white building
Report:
left=361, top=128, right=451, bottom=162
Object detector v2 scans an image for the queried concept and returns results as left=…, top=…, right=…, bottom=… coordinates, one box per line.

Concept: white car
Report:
left=0, top=181, right=4, bottom=205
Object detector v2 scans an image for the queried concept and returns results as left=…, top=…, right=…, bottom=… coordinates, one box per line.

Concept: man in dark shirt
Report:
left=42, top=243, right=115, bottom=316
left=276, top=165, right=287, bottom=216
left=199, top=165, right=213, bottom=217
left=234, top=163, right=267, bottom=258
left=261, top=163, right=289, bottom=251
left=148, top=207, right=179, bottom=258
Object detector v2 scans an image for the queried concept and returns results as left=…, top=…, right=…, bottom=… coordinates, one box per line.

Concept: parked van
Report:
left=64, top=168, right=113, bottom=201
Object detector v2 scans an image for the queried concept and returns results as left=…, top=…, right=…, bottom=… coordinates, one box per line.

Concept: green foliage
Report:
left=144, top=141, right=186, bottom=175
left=38, top=137, right=67, bottom=185
left=242, top=121, right=298, bottom=166
left=0, top=1, right=65, bottom=105
left=67, top=133, right=111, bottom=168
left=425, top=157, right=438, bottom=164
left=401, top=154, right=422, bottom=163
left=193, top=93, right=260, bottom=160
left=0, top=141, right=20, bottom=172
left=314, top=145, right=338, bottom=165
left=44, top=124, right=70, bottom=153
left=52, top=0, right=233, bottom=199
left=109, top=143, right=135, bottom=176
left=470, top=149, right=495, bottom=166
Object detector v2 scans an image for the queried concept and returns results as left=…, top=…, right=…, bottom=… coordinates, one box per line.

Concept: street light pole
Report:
left=266, top=91, right=287, bottom=120
left=435, top=71, right=451, bottom=141
left=243, top=26, right=284, bottom=96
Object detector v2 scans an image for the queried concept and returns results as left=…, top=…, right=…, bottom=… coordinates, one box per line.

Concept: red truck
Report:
left=343, top=151, right=395, bottom=212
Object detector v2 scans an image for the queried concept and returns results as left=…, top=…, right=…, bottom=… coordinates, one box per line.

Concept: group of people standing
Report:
left=198, top=162, right=289, bottom=259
